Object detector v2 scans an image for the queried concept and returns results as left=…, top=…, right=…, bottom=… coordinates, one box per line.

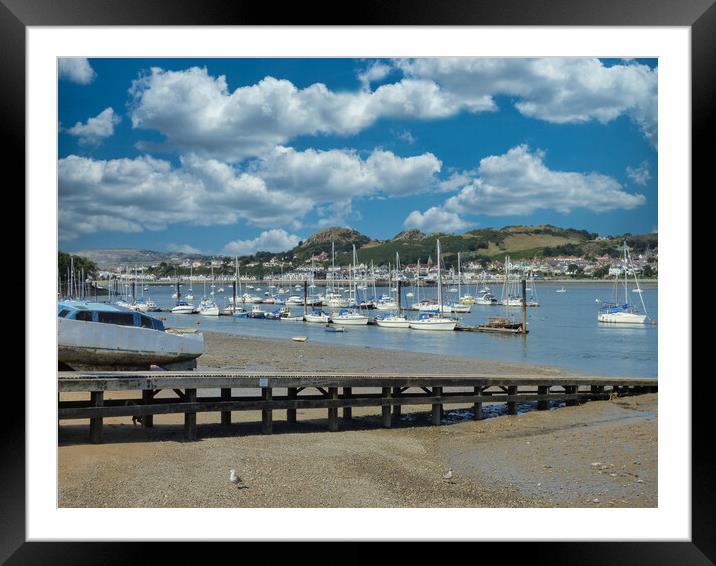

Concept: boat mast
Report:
left=437, top=239, right=443, bottom=310
left=458, top=251, right=461, bottom=301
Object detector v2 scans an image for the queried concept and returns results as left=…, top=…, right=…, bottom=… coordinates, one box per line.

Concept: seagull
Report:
left=442, top=467, right=454, bottom=482
left=229, top=469, right=246, bottom=488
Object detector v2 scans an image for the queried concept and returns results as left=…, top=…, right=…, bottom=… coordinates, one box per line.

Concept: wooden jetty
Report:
left=58, top=371, right=657, bottom=444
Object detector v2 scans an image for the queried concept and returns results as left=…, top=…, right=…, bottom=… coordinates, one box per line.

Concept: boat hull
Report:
left=375, top=318, right=410, bottom=328
left=330, top=316, right=369, bottom=325
left=408, top=319, right=457, bottom=331
left=58, top=318, right=204, bottom=370
left=597, top=312, right=647, bottom=324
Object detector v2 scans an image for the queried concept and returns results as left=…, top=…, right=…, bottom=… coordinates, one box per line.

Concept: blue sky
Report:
left=58, top=57, right=657, bottom=256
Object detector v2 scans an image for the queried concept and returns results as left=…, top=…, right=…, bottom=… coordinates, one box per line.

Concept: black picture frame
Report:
left=7, top=0, right=703, bottom=562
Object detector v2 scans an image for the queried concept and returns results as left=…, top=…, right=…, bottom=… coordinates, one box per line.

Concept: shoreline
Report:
left=196, top=331, right=570, bottom=376
left=58, top=332, right=656, bottom=508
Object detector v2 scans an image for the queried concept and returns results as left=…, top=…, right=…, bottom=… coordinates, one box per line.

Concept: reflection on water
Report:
left=122, top=282, right=657, bottom=377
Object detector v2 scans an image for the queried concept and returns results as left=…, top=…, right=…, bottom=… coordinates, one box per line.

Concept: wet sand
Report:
left=58, top=332, right=656, bottom=508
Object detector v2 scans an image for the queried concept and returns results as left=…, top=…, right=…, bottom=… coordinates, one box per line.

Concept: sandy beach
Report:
left=58, top=331, right=657, bottom=508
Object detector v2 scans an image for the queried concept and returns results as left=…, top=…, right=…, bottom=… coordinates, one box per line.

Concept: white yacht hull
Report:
left=375, top=318, right=410, bottom=328
left=597, top=311, right=647, bottom=324
left=408, top=318, right=457, bottom=331
left=330, top=315, right=369, bottom=325
left=199, top=306, right=220, bottom=316
left=171, top=305, right=196, bottom=314
left=58, top=318, right=204, bottom=370
left=304, top=314, right=330, bottom=323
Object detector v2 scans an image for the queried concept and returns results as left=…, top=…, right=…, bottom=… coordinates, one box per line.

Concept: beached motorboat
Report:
left=58, top=300, right=203, bottom=370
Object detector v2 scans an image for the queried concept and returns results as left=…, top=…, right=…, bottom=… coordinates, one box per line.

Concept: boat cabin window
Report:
left=97, top=311, right=135, bottom=326
left=139, top=315, right=157, bottom=329
left=58, top=309, right=71, bottom=318
left=74, top=310, right=94, bottom=322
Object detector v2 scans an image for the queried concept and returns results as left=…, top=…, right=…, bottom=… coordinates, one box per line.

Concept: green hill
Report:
left=291, top=224, right=656, bottom=267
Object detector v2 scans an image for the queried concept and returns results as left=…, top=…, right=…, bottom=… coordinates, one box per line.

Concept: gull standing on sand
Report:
left=229, top=469, right=246, bottom=488
left=443, top=468, right=454, bottom=482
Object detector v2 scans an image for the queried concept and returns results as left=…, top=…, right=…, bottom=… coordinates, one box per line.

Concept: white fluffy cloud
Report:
left=58, top=147, right=441, bottom=240
left=405, top=145, right=646, bottom=230
left=222, top=229, right=301, bottom=256
left=357, top=61, right=392, bottom=89
left=626, top=161, right=652, bottom=186
left=65, top=107, right=120, bottom=145
left=396, top=58, right=658, bottom=146
left=128, top=67, right=494, bottom=161
left=403, top=207, right=471, bottom=233
left=166, top=243, right=203, bottom=254
left=58, top=58, right=97, bottom=85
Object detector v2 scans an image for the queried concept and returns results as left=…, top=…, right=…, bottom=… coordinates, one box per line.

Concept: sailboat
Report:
left=198, top=266, right=220, bottom=316
left=597, top=242, right=648, bottom=324
left=330, top=260, right=369, bottom=325
left=409, top=240, right=457, bottom=331
left=500, top=256, right=523, bottom=307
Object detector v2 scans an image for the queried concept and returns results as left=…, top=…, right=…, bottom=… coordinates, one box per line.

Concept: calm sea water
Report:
left=119, top=281, right=658, bottom=377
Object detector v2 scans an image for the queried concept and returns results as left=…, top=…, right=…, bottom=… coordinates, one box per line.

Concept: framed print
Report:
left=8, top=0, right=704, bottom=562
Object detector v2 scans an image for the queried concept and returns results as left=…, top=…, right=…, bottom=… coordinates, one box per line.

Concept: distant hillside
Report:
left=292, top=227, right=371, bottom=260
left=71, top=225, right=657, bottom=270
left=72, top=248, right=211, bottom=269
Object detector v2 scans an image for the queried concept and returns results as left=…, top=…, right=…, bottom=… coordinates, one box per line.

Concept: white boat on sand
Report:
left=58, top=300, right=203, bottom=370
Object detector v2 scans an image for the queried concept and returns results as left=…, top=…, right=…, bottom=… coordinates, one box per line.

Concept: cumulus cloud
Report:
left=247, top=146, right=441, bottom=200
left=128, top=67, right=494, bottom=161
left=357, top=61, right=392, bottom=89
left=223, top=229, right=301, bottom=256
left=58, top=58, right=97, bottom=85
left=64, top=107, right=120, bottom=145
left=396, top=58, right=658, bottom=146
left=403, top=207, right=471, bottom=233
left=404, top=145, right=646, bottom=227
left=166, top=243, right=203, bottom=254
left=626, top=161, right=652, bottom=185
left=58, top=147, right=441, bottom=240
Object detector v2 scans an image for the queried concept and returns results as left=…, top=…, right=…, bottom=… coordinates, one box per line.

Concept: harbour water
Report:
left=118, top=281, right=657, bottom=377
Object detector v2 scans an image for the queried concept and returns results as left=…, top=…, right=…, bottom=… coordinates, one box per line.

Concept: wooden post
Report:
left=142, top=389, right=154, bottom=428
left=221, top=388, right=231, bottom=426
left=184, top=388, right=197, bottom=441
left=473, top=386, right=483, bottom=420
left=89, top=391, right=104, bottom=444
left=382, top=387, right=392, bottom=428
left=328, top=387, right=339, bottom=432
left=392, top=386, right=402, bottom=420
left=566, top=385, right=578, bottom=406
left=507, top=385, right=518, bottom=415
left=397, top=280, right=402, bottom=312
left=432, top=386, right=442, bottom=425
left=342, top=387, right=352, bottom=420
left=287, top=387, right=298, bottom=424
left=262, top=387, right=273, bottom=434
left=537, top=385, right=550, bottom=410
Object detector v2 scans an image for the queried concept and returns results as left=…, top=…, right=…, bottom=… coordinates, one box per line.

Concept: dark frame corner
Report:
left=7, top=0, right=704, bottom=562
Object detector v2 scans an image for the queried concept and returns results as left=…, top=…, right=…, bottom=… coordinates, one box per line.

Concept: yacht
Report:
left=198, top=298, right=220, bottom=316
left=304, top=310, right=331, bottom=323
left=329, top=309, right=369, bottom=325
left=375, top=314, right=411, bottom=328
left=171, top=300, right=196, bottom=314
